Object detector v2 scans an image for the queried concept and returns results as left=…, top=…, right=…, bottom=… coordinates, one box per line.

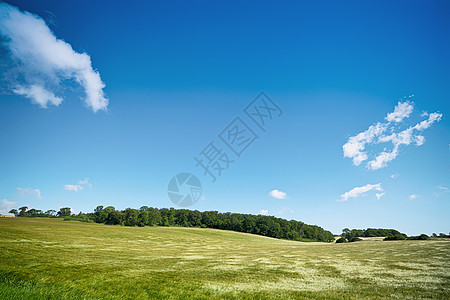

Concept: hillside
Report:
left=1, top=218, right=449, bottom=299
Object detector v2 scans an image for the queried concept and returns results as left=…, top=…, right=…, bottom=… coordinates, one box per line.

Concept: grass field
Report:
left=0, top=218, right=449, bottom=299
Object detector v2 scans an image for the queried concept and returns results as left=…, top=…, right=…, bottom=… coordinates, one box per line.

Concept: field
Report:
left=0, top=218, right=449, bottom=299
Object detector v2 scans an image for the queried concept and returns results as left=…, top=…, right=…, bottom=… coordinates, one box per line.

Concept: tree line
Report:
left=9, top=206, right=335, bottom=242
left=336, top=227, right=436, bottom=242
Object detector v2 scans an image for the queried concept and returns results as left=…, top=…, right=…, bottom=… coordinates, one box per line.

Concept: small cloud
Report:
left=434, top=185, right=449, bottom=197
left=269, top=189, right=287, bottom=199
left=376, top=192, right=385, bottom=200
left=0, top=3, right=108, bottom=112
left=64, top=178, right=92, bottom=192
left=259, top=209, right=268, bottom=215
left=338, top=183, right=383, bottom=202
left=0, top=198, right=19, bottom=215
left=437, top=185, right=448, bottom=191
left=78, top=178, right=92, bottom=187
left=390, top=173, right=399, bottom=179
left=16, top=187, right=42, bottom=200
left=64, top=184, right=82, bottom=192
left=408, top=194, right=418, bottom=200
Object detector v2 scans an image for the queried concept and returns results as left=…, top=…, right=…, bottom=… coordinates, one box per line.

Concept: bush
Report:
left=384, top=234, right=406, bottom=241
left=348, top=237, right=362, bottom=242
left=336, top=237, right=347, bottom=243
left=407, top=234, right=429, bottom=240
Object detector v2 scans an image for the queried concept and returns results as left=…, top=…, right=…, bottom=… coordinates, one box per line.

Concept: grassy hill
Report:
left=1, top=218, right=449, bottom=299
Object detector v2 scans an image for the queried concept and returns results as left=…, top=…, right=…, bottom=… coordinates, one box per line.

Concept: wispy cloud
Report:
left=16, top=187, right=42, bottom=200
left=408, top=194, right=418, bottom=200
left=259, top=209, right=268, bottom=215
left=438, top=185, right=448, bottom=191
left=0, top=198, right=18, bottom=215
left=434, top=185, right=449, bottom=197
left=0, top=3, right=108, bottom=112
left=64, top=178, right=92, bottom=192
left=343, top=98, right=442, bottom=170
left=338, top=183, right=383, bottom=202
left=269, top=189, right=288, bottom=199
left=390, top=173, right=399, bottom=179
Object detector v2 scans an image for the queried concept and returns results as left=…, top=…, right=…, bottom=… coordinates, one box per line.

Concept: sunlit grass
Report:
left=1, top=218, right=449, bottom=299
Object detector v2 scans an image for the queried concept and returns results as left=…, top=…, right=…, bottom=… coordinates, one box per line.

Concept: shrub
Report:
left=336, top=237, right=347, bottom=243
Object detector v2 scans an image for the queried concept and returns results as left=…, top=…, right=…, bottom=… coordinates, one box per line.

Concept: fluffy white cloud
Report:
left=259, top=209, right=268, bottom=215
left=64, top=178, right=92, bottom=192
left=0, top=3, right=108, bottom=112
left=408, top=194, right=418, bottom=200
left=343, top=100, right=442, bottom=170
left=269, top=189, right=287, bottom=199
left=343, top=122, right=387, bottom=166
left=338, top=183, right=383, bottom=202
left=16, top=187, right=42, bottom=199
left=0, top=199, right=18, bottom=215
left=13, top=84, right=62, bottom=107
left=385, top=101, right=414, bottom=123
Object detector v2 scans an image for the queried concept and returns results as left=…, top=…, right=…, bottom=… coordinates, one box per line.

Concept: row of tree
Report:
left=9, top=206, right=71, bottom=218
left=9, top=206, right=335, bottom=242
left=337, top=228, right=443, bottom=242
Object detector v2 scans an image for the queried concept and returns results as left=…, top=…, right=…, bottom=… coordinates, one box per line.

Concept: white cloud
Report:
left=0, top=199, right=18, bottom=215
left=64, top=184, right=82, bottom=192
left=269, top=189, right=287, bottom=199
left=13, top=84, right=62, bottom=107
left=259, top=209, right=268, bottom=215
left=0, top=3, right=108, bottom=112
left=78, top=178, right=92, bottom=187
left=343, top=122, right=387, bottom=166
left=408, top=194, right=418, bottom=200
left=64, top=178, right=92, bottom=192
left=434, top=185, right=449, bottom=197
left=390, top=173, right=399, bottom=179
left=338, top=183, right=383, bottom=202
left=385, top=101, right=414, bottom=123
left=343, top=100, right=442, bottom=170
left=376, top=192, right=385, bottom=200
left=16, top=187, right=42, bottom=199
left=438, top=185, right=448, bottom=191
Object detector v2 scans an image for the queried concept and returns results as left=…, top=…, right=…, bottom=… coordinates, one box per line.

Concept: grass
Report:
left=0, top=218, right=449, bottom=299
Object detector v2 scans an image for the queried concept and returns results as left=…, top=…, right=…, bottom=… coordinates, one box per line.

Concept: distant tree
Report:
left=45, top=210, right=56, bottom=217
left=342, top=228, right=351, bottom=240
left=336, top=237, right=347, bottom=243
left=9, top=209, right=18, bottom=217
left=432, top=233, right=437, bottom=237
left=18, top=206, right=28, bottom=217
left=57, top=207, right=72, bottom=217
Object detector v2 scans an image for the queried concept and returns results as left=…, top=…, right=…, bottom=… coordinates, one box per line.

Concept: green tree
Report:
left=57, top=207, right=71, bottom=217
left=18, top=206, right=28, bottom=217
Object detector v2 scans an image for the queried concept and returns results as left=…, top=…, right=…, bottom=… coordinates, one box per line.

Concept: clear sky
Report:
left=0, top=0, right=449, bottom=235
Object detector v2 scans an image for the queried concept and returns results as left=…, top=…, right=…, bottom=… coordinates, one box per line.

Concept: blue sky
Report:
left=0, top=0, right=449, bottom=235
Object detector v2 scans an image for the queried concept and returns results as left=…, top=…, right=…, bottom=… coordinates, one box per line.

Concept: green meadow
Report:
left=0, top=217, right=449, bottom=299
